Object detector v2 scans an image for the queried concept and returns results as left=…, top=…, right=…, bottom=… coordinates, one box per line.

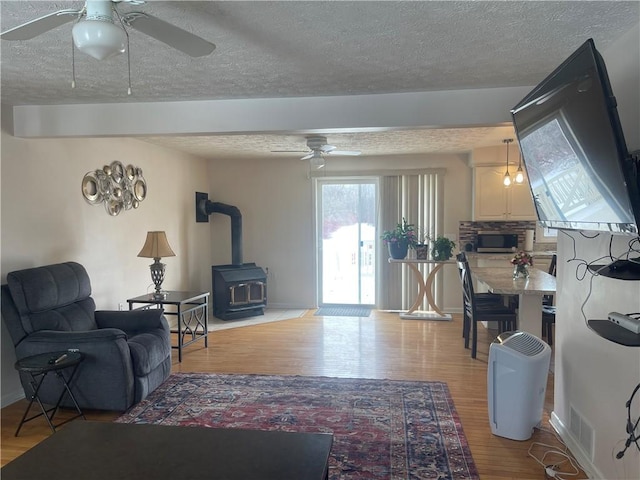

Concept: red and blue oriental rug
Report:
left=116, top=373, right=479, bottom=479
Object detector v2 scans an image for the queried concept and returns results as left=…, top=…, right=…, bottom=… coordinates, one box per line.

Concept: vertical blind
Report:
left=378, top=171, right=445, bottom=310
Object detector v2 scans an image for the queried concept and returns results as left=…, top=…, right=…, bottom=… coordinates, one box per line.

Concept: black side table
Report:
left=14, top=351, right=86, bottom=436
left=127, top=291, right=209, bottom=362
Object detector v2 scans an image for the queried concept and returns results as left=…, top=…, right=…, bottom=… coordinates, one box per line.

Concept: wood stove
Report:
left=211, top=263, right=266, bottom=320
left=196, top=192, right=267, bottom=320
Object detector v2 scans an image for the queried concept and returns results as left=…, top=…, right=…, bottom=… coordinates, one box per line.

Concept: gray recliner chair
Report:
left=1, top=261, right=171, bottom=412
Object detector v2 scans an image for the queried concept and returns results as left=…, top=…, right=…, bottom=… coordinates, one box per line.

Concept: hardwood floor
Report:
left=1, top=310, right=585, bottom=479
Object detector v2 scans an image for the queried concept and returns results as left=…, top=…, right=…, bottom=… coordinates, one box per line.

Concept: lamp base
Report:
left=149, top=259, right=166, bottom=298
left=152, top=291, right=168, bottom=300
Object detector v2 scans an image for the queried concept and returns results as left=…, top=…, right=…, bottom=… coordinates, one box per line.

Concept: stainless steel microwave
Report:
left=476, top=231, right=519, bottom=253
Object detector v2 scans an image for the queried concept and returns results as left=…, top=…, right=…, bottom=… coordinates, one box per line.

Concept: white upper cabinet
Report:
left=473, top=165, right=537, bottom=220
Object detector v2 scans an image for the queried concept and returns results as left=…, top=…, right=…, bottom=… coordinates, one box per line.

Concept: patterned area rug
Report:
left=315, top=306, right=372, bottom=317
left=116, top=373, right=479, bottom=480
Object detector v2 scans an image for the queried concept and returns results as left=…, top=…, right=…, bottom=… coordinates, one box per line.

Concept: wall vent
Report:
left=569, top=405, right=594, bottom=460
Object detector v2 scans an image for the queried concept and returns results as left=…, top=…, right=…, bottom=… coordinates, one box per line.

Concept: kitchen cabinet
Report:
left=473, top=166, right=537, bottom=220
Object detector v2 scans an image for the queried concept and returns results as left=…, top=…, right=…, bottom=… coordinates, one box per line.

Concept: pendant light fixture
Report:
left=503, top=138, right=513, bottom=187
left=515, top=149, right=525, bottom=184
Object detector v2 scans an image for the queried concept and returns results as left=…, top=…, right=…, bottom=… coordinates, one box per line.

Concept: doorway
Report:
left=315, top=179, right=378, bottom=306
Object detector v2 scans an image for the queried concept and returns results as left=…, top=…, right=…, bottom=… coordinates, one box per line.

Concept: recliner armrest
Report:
left=95, top=309, right=167, bottom=334
left=14, top=329, right=137, bottom=412
left=20, top=328, right=127, bottom=344
left=14, top=328, right=130, bottom=363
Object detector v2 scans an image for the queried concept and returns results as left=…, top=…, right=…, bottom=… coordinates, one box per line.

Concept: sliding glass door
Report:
left=316, top=179, right=378, bottom=306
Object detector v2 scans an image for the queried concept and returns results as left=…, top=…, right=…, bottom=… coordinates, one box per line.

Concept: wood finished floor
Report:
left=1, top=310, right=585, bottom=479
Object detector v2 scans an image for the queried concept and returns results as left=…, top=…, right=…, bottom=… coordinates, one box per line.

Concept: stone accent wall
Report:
left=458, top=221, right=555, bottom=252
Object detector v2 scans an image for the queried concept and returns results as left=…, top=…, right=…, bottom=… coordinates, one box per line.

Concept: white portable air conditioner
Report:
left=488, top=331, right=551, bottom=441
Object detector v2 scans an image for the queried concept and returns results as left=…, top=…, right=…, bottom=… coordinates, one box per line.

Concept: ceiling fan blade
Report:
left=320, top=145, right=337, bottom=153
left=271, top=150, right=309, bottom=153
left=122, top=12, right=216, bottom=57
left=0, top=9, right=81, bottom=41
left=300, top=152, right=315, bottom=161
left=327, top=150, right=362, bottom=156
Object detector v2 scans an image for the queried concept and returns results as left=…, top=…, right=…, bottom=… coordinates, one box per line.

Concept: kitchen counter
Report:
left=472, top=267, right=557, bottom=337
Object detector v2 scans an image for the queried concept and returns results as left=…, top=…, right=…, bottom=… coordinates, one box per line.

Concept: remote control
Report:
left=54, top=353, right=68, bottom=364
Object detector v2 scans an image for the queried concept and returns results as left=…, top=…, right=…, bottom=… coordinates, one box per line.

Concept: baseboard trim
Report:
left=1, top=389, right=25, bottom=409
left=550, top=410, right=601, bottom=479
left=261, top=303, right=315, bottom=310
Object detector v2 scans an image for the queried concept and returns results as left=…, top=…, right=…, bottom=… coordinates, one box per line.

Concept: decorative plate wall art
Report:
left=82, top=161, right=147, bottom=216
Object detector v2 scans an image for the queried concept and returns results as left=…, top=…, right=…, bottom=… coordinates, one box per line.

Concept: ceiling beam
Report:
left=10, top=86, right=532, bottom=138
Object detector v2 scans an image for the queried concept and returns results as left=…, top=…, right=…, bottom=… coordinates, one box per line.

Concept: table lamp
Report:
left=137, top=231, right=176, bottom=299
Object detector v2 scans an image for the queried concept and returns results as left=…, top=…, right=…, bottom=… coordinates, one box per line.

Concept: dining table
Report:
left=471, top=267, right=557, bottom=336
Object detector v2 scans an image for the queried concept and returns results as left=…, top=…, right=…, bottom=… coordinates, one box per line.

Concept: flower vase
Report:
left=513, top=264, right=530, bottom=279
left=388, top=240, right=409, bottom=260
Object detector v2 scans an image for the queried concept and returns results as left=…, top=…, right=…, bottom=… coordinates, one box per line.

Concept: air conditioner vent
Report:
left=501, top=331, right=546, bottom=356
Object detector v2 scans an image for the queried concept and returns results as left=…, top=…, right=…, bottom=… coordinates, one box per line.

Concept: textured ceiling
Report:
left=2, top=1, right=639, bottom=159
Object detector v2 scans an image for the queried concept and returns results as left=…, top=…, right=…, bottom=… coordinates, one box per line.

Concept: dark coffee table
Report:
left=1, top=421, right=333, bottom=480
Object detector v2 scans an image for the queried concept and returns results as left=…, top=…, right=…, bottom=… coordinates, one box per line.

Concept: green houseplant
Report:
left=381, top=218, right=418, bottom=259
left=431, top=236, right=456, bottom=261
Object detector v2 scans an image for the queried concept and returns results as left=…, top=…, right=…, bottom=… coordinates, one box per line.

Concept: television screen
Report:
left=511, top=38, right=639, bottom=234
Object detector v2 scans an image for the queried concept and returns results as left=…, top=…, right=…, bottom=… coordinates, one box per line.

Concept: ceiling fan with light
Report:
left=1, top=0, right=216, bottom=93
left=274, top=136, right=361, bottom=169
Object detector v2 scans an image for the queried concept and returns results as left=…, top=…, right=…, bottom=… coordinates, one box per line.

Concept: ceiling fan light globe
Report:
left=72, top=20, right=126, bottom=61
left=310, top=153, right=325, bottom=169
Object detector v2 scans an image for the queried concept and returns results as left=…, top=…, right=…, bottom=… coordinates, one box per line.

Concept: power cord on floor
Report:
left=528, top=425, right=586, bottom=480
left=528, top=441, right=581, bottom=480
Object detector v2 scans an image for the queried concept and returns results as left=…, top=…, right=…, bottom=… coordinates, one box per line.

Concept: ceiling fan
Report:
left=1, top=0, right=216, bottom=61
left=274, top=136, right=361, bottom=169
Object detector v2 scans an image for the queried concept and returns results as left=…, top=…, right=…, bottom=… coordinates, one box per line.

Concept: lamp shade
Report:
left=137, top=231, right=176, bottom=259
left=72, top=19, right=126, bottom=60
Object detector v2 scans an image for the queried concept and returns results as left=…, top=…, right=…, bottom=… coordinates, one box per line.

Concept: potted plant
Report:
left=431, top=236, right=456, bottom=261
left=414, top=228, right=431, bottom=260
left=381, top=218, right=418, bottom=259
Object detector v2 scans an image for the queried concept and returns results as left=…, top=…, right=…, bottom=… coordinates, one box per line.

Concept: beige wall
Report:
left=1, top=130, right=211, bottom=405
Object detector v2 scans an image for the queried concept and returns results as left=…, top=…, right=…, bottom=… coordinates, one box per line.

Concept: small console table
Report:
left=389, top=259, right=455, bottom=320
left=127, top=291, right=209, bottom=362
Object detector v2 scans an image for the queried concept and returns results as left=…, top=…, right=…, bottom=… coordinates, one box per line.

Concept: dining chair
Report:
left=456, top=253, right=518, bottom=359
left=542, top=254, right=557, bottom=345
left=455, top=252, right=512, bottom=338
left=455, top=252, right=507, bottom=305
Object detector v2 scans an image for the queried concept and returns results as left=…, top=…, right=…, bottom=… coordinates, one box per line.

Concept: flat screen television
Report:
left=511, top=38, right=640, bottom=235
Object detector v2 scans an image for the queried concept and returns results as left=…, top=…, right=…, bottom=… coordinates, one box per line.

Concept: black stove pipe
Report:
left=202, top=200, right=243, bottom=266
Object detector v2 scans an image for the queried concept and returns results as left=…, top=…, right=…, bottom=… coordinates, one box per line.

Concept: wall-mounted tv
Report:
left=511, top=38, right=640, bottom=235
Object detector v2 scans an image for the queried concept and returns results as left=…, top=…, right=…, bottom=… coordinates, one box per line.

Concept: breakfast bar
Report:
left=471, top=267, right=557, bottom=336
